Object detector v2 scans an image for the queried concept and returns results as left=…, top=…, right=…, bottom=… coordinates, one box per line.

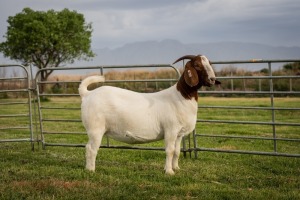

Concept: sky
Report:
left=0, top=0, right=300, bottom=49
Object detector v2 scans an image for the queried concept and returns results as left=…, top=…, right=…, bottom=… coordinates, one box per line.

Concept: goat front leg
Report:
left=172, top=136, right=183, bottom=171
left=164, top=133, right=177, bottom=175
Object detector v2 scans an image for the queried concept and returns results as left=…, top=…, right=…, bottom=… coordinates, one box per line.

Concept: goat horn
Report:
left=172, top=55, right=196, bottom=64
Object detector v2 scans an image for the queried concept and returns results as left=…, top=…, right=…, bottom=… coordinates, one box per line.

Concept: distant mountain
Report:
left=1, top=39, right=300, bottom=71
left=78, top=39, right=300, bottom=67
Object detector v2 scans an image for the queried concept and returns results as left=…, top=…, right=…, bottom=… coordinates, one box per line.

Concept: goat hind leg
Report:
left=86, top=129, right=104, bottom=171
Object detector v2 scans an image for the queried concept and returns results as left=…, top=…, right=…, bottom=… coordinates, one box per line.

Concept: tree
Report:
left=0, top=8, right=95, bottom=92
left=283, top=62, right=300, bottom=74
left=260, top=68, right=269, bottom=74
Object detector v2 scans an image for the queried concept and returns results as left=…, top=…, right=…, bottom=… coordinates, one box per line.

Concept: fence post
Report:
left=268, top=62, right=277, bottom=153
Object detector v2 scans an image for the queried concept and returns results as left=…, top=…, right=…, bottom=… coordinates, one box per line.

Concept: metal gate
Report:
left=0, top=64, right=34, bottom=149
left=194, top=59, right=300, bottom=157
left=35, top=64, right=183, bottom=152
left=1, top=60, right=299, bottom=158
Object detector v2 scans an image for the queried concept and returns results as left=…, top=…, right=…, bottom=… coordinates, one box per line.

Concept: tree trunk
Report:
left=39, top=70, right=52, bottom=98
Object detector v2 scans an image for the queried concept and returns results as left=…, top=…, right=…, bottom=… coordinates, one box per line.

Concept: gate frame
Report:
left=0, top=64, right=35, bottom=150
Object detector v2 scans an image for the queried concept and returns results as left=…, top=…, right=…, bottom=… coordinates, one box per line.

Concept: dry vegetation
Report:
left=47, top=68, right=179, bottom=81
left=46, top=66, right=300, bottom=96
left=46, top=69, right=179, bottom=94
left=0, top=65, right=299, bottom=98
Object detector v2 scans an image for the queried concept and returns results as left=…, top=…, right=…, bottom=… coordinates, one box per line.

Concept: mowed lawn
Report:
left=0, top=97, right=299, bottom=200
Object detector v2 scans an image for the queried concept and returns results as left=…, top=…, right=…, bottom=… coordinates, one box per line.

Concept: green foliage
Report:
left=283, top=62, right=300, bottom=73
left=260, top=68, right=269, bottom=74
left=0, top=8, right=94, bottom=81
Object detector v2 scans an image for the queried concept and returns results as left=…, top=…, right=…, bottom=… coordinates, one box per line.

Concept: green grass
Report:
left=0, top=97, right=300, bottom=199
left=0, top=143, right=299, bottom=200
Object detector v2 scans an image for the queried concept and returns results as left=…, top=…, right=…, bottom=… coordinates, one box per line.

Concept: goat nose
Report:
left=210, top=77, right=216, bottom=82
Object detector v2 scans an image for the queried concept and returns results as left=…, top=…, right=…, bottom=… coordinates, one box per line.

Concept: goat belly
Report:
left=106, top=129, right=164, bottom=144
left=102, top=103, right=164, bottom=144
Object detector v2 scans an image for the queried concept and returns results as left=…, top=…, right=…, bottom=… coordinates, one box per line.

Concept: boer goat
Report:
left=79, top=55, right=220, bottom=175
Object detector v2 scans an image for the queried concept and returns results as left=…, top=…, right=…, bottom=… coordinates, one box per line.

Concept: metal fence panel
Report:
left=0, top=64, right=34, bottom=149
left=1, top=59, right=299, bottom=158
left=194, top=60, right=300, bottom=158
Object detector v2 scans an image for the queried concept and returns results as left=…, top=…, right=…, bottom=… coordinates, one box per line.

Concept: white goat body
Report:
left=79, top=55, right=219, bottom=175
left=80, top=81, right=197, bottom=144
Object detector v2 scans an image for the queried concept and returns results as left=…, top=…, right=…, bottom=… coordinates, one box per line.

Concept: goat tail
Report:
left=78, top=75, right=105, bottom=98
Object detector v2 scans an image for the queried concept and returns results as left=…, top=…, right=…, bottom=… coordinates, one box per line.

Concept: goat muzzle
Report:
left=205, top=77, right=221, bottom=87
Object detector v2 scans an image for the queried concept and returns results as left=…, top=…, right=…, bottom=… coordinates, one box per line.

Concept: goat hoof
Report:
left=173, top=166, right=180, bottom=171
left=86, top=166, right=95, bottom=172
left=165, top=169, right=175, bottom=175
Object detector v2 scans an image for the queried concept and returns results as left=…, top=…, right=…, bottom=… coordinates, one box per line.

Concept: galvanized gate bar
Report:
left=195, top=147, right=300, bottom=158
left=0, top=126, right=30, bottom=130
left=215, top=75, right=299, bottom=79
left=197, top=119, right=300, bottom=126
left=196, top=134, right=300, bottom=142
left=198, top=91, right=300, bottom=94
left=38, top=78, right=179, bottom=84
left=212, top=59, right=300, bottom=64
left=199, top=105, right=300, bottom=110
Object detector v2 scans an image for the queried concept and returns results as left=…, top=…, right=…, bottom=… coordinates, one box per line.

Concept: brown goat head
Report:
left=174, top=55, right=221, bottom=88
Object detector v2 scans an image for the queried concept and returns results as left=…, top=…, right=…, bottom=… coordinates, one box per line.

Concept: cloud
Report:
left=0, top=0, right=299, bottom=48
left=74, top=0, right=202, bottom=11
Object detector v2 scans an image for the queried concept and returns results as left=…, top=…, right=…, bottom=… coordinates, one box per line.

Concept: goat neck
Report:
left=176, top=74, right=201, bottom=101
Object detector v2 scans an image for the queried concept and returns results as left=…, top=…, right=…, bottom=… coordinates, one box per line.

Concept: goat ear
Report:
left=184, top=61, right=199, bottom=87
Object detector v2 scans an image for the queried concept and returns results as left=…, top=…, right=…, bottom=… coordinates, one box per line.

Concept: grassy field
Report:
left=0, top=97, right=300, bottom=199
left=196, top=97, right=300, bottom=155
